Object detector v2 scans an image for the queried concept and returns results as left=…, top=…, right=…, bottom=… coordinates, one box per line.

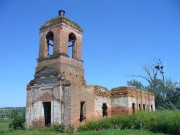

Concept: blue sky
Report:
left=0, top=0, right=180, bottom=107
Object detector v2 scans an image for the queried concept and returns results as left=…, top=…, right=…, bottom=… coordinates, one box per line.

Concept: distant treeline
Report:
left=0, top=107, right=25, bottom=109
left=0, top=107, right=25, bottom=119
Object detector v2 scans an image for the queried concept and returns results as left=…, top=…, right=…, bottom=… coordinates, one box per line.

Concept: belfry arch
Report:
left=68, top=33, right=76, bottom=58
left=46, top=32, right=54, bottom=56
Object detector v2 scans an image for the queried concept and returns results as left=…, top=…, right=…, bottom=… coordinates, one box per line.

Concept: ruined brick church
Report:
left=26, top=10, right=155, bottom=127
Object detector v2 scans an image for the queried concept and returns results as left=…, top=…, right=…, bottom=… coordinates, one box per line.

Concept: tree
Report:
left=127, top=79, right=145, bottom=90
left=127, top=59, right=180, bottom=110
left=10, top=109, right=18, bottom=119
left=167, top=87, right=180, bottom=109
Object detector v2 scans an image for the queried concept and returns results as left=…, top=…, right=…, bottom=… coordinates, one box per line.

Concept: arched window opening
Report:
left=46, top=32, right=54, bottom=56
left=102, top=103, right=108, bottom=117
left=68, top=33, right=76, bottom=58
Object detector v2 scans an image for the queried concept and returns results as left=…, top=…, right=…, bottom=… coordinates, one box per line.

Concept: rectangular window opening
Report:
left=132, top=103, right=135, bottom=114
left=151, top=105, right=153, bottom=111
left=61, top=102, right=64, bottom=124
left=143, top=104, right=145, bottom=111
left=80, top=101, right=85, bottom=122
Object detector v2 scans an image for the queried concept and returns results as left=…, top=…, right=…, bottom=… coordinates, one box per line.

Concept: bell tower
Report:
left=36, top=10, right=84, bottom=85
left=26, top=11, right=85, bottom=127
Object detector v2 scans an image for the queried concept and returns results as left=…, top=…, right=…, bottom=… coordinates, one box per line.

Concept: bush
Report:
left=78, top=115, right=130, bottom=131
left=65, top=125, right=75, bottom=133
left=48, top=124, right=75, bottom=133
left=52, top=125, right=65, bottom=133
left=9, top=115, right=25, bottom=130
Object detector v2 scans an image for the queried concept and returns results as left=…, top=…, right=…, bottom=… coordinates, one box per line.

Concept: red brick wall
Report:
left=69, top=85, right=95, bottom=127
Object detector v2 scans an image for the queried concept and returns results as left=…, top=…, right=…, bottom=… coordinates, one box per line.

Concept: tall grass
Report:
left=0, top=118, right=170, bottom=135
left=78, top=110, right=180, bottom=135
left=130, top=110, right=180, bottom=134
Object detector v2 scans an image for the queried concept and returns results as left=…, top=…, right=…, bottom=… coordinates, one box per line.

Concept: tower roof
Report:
left=40, top=16, right=83, bottom=32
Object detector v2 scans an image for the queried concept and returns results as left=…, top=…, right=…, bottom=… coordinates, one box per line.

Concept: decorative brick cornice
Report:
left=111, top=86, right=155, bottom=98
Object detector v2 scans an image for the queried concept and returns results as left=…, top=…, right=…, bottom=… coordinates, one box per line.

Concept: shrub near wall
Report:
left=9, top=116, right=25, bottom=130
left=78, top=110, right=180, bottom=135
left=78, top=115, right=130, bottom=131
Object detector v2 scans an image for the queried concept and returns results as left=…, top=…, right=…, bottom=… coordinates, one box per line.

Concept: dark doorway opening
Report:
left=43, top=102, right=51, bottom=126
left=102, top=103, right=108, bottom=117
left=80, top=101, right=85, bottom=122
left=132, top=103, right=135, bottom=114
left=139, top=104, right=141, bottom=110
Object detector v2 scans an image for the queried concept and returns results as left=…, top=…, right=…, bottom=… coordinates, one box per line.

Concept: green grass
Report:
left=0, top=128, right=60, bottom=135
left=0, top=128, right=169, bottom=135
left=0, top=119, right=12, bottom=132
left=0, top=119, right=61, bottom=135
left=73, top=129, right=168, bottom=135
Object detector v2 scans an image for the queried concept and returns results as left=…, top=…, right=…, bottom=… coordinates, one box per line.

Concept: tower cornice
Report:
left=40, top=17, right=83, bottom=32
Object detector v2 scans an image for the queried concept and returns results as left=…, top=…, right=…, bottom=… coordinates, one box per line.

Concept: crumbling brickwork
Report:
left=111, top=87, right=155, bottom=115
left=26, top=10, right=155, bottom=128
